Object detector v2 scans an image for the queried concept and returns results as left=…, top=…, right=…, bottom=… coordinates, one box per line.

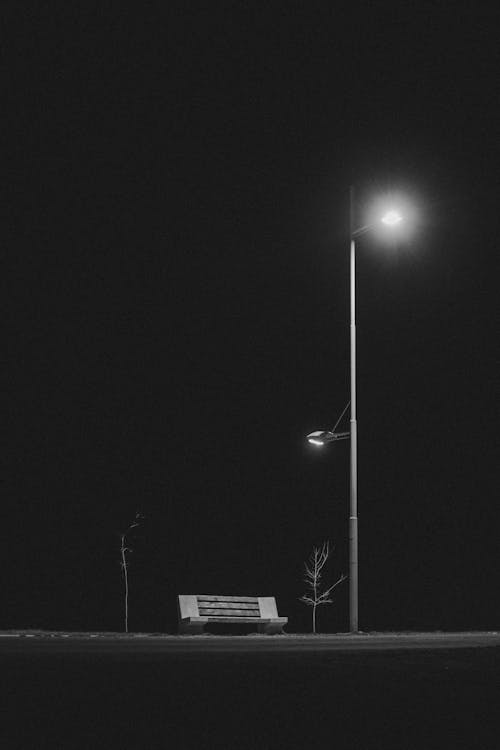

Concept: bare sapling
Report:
left=299, top=541, right=346, bottom=634
left=120, top=511, right=144, bottom=633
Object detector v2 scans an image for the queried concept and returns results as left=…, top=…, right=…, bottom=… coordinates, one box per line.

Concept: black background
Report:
left=3, top=3, right=499, bottom=632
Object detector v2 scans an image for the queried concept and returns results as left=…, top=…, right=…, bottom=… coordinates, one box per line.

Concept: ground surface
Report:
left=1, top=631, right=499, bottom=748
left=1, top=629, right=499, bottom=651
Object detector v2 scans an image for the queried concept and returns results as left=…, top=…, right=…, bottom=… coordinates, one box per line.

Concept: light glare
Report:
left=308, top=438, right=325, bottom=446
left=381, top=210, right=403, bottom=226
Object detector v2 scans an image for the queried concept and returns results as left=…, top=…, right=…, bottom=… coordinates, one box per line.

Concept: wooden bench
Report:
left=177, top=594, right=288, bottom=635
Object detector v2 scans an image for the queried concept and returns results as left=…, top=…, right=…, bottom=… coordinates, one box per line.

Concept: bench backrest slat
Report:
left=197, top=595, right=258, bottom=603
left=198, top=607, right=260, bottom=617
left=199, top=601, right=259, bottom=611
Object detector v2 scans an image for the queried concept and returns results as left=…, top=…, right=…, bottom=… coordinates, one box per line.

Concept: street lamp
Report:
left=307, top=430, right=350, bottom=446
left=308, top=187, right=404, bottom=634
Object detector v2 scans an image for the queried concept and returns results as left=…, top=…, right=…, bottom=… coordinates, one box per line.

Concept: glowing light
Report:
left=308, top=438, right=325, bottom=446
left=381, top=210, right=403, bottom=226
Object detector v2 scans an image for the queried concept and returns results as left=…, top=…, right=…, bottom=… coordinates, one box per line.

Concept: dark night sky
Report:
left=3, top=4, right=499, bottom=632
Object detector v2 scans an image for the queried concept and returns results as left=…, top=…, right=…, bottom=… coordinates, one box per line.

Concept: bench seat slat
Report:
left=199, top=608, right=260, bottom=617
left=193, top=616, right=272, bottom=624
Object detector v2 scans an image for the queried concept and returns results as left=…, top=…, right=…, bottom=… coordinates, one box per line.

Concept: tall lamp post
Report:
left=307, top=187, right=403, bottom=634
left=349, top=185, right=359, bottom=633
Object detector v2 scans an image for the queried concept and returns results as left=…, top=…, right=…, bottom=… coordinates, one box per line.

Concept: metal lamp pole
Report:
left=307, top=192, right=403, bottom=633
left=349, top=185, right=358, bottom=633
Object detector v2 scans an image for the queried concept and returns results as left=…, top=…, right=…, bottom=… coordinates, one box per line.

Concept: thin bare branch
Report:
left=299, top=595, right=315, bottom=605
left=300, top=541, right=346, bottom=633
left=322, top=574, right=348, bottom=598
left=120, top=512, right=144, bottom=633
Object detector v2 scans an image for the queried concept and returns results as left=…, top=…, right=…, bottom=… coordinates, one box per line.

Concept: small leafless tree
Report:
left=120, top=511, right=144, bottom=633
left=299, top=541, right=347, bottom=634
